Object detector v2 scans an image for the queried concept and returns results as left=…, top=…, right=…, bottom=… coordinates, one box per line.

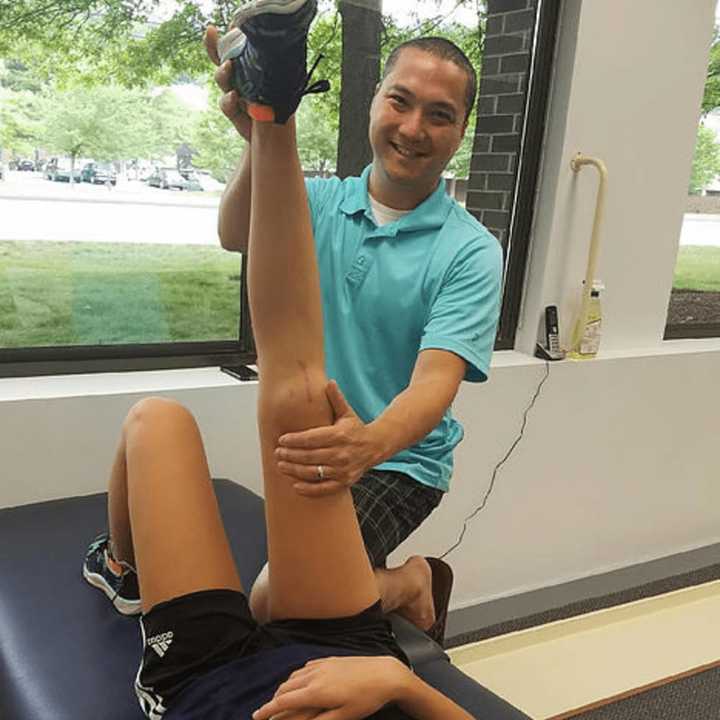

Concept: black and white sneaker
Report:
left=83, top=532, right=142, bottom=616
left=217, top=0, right=329, bottom=124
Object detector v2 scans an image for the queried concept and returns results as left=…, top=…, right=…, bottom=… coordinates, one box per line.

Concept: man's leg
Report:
left=248, top=116, right=380, bottom=621
left=106, top=396, right=242, bottom=612
left=375, top=560, right=434, bottom=628
left=350, top=470, right=443, bottom=630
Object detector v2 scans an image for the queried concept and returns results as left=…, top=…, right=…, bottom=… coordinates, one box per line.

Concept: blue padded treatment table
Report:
left=0, top=479, right=531, bottom=720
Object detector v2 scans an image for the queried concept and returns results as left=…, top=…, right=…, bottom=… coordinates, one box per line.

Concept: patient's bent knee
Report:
left=124, top=397, right=195, bottom=435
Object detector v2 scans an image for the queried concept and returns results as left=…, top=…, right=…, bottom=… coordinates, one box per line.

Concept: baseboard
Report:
left=445, top=542, right=720, bottom=647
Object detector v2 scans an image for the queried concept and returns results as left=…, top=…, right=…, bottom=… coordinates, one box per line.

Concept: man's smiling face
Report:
left=368, top=47, right=469, bottom=209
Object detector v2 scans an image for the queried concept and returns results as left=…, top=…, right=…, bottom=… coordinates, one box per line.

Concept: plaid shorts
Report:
left=350, top=469, right=444, bottom=567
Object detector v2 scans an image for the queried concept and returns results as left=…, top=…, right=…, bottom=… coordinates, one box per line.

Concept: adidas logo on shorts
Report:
left=147, top=631, right=174, bottom=658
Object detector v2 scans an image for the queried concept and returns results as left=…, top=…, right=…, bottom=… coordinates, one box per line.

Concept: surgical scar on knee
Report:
left=298, top=361, right=314, bottom=403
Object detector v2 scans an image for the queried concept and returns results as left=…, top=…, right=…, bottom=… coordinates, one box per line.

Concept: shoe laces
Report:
left=301, top=53, right=330, bottom=98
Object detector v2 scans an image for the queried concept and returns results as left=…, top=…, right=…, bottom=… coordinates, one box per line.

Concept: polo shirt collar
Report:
left=339, top=165, right=452, bottom=234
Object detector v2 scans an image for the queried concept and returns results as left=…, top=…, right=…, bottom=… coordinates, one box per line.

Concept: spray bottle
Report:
left=568, top=281, right=604, bottom=359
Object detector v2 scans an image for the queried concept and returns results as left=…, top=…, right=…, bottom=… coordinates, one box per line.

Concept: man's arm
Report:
left=218, top=147, right=252, bottom=253
left=204, top=25, right=253, bottom=253
left=365, top=348, right=467, bottom=467
left=275, top=348, right=466, bottom=494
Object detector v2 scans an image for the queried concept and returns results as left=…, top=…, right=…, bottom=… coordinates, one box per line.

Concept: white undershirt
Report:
left=369, top=194, right=411, bottom=226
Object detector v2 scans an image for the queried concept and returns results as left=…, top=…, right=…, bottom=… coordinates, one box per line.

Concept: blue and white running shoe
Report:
left=217, top=0, right=329, bottom=124
left=83, top=532, right=142, bottom=616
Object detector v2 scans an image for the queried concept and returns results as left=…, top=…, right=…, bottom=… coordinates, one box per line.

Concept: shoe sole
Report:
left=231, top=0, right=310, bottom=28
left=83, top=564, right=142, bottom=616
left=216, top=27, right=279, bottom=122
left=217, top=27, right=247, bottom=64
left=426, top=557, right=453, bottom=646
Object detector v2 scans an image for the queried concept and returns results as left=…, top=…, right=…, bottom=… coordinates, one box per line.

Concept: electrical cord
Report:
left=439, top=359, right=551, bottom=560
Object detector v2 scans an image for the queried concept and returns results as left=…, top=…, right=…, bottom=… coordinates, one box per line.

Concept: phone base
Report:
left=535, top=343, right=565, bottom=361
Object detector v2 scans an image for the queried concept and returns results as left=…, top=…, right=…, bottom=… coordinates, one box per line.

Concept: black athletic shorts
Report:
left=135, top=589, right=410, bottom=717
left=352, top=469, right=444, bottom=567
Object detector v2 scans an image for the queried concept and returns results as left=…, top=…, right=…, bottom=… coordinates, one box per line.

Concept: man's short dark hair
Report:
left=382, top=37, right=478, bottom=124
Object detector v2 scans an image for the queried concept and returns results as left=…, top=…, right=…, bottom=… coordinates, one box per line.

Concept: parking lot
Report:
left=0, top=170, right=222, bottom=245
left=2, top=168, right=718, bottom=247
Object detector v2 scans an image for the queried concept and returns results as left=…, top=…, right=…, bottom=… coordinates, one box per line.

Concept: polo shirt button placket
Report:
left=346, top=254, right=370, bottom=287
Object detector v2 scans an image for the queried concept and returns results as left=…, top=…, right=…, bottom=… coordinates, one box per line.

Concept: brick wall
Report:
left=466, top=0, right=538, bottom=248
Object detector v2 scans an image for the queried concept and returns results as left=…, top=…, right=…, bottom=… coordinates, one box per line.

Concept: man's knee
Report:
left=249, top=564, right=271, bottom=623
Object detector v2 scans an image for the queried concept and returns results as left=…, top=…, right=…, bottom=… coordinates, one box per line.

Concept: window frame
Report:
left=1, top=0, right=563, bottom=375
left=465, top=0, right=562, bottom=351
left=665, top=321, right=720, bottom=340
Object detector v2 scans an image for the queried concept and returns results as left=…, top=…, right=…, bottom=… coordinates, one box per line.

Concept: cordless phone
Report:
left=545, top=305, right=561, bottom=355
left=535, top=305, right=564, bottom=360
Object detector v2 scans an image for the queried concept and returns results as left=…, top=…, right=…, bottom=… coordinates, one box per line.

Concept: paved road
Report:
left=680, top=214, right=720, bottom=247
left=1, top=196, right=221, bottom=245
left=2, top=170, right=719, bottom=247
left=0, top=171, right=222, bottom=246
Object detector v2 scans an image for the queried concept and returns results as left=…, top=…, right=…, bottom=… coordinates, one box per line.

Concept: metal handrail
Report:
left=569, top=153, right=608, bottom=354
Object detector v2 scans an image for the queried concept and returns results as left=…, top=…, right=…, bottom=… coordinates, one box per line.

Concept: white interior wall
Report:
left=1, top=0, right=718, bottom=613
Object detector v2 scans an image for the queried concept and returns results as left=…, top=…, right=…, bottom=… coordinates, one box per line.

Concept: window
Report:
left=0, top=0, right=559, bottom=375
left=665, top=2, right=720, bottom=339
left=0, top=64, right=253, bottom=376
left=464, top=0, right=561, bottom=350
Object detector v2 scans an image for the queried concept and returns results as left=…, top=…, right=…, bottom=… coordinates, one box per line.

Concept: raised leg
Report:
left=250, top=560, right=435, bottom=629
left=248, top=118, right=378, bottom=620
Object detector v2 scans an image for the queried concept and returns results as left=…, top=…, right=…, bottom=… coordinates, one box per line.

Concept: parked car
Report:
left=17, top=159, right=35, bottom=172
left=47, top=158, right=82, bottom=182
left=193, top=171, right=226, bottom=192
left=147, top=167, right=195, bottom=191
left=0, top=163, right=4, bottom=181
left=177, top=170, right=204, bottom=192
left=81, top=162, right=117, bottom=185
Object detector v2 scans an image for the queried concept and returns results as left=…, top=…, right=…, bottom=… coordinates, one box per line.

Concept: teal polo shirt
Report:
left=305, top=165, right=503, bottom=492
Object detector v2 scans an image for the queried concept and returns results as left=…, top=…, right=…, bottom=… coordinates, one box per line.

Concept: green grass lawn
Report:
left=0, top=241, right=717, bottom=350
left=0, top=241, right=242, bottom=348
left=673, top=246, right=720, bottom=292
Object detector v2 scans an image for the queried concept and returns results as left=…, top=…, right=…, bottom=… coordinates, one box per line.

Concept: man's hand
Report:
left=275, top=381, right=381, bottom=497
left=203, top=25, right=252, bottom=142
left=252, top=656, right=410, bottom=720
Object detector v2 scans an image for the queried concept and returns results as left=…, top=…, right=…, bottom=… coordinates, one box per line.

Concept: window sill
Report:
left=0, top=367, right=245, bottom=403
left=1, top=339, right=718, bottom=403
left=490, top=337, right=720, bottom=368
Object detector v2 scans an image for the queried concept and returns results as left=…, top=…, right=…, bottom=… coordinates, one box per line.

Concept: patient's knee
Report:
left=124, top=396, right=195, bottom=436
left=259, top=371, right=332, bottom=432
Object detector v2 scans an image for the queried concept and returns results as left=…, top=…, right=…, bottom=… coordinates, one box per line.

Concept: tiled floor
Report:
left=448, top=579, right=720, bottom=719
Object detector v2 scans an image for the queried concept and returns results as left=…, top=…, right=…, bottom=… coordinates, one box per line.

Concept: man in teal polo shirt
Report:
left=205, top=26, right=502, bottom=640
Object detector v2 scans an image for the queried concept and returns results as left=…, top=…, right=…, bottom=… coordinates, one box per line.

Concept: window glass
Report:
left=0, top=0, right=547, bottom=366
left=666, top=2, right=720, bottom=336
left=0, top=67, right=241, bottom=350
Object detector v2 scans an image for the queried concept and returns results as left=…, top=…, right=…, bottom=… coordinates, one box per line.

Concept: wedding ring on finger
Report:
left=316, top=465, right=325, bottom=480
